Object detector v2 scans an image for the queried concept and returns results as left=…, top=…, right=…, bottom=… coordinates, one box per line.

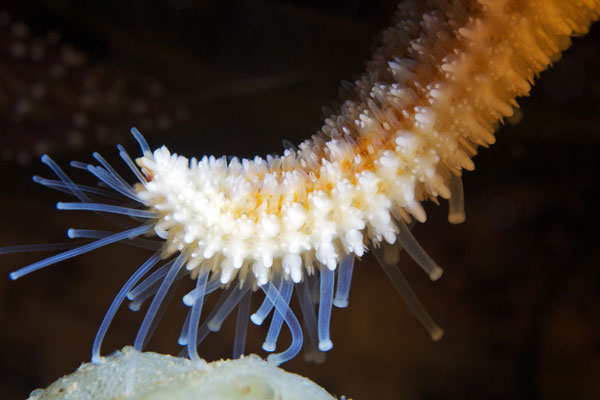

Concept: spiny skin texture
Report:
left=6, top=0, right=600, bottom=366
left=136, top=0, right=600, bottom=284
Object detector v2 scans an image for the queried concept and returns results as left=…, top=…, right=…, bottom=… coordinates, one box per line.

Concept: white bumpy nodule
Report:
left=5, top=0, right=600, bottom=366
left=27, top=347, right=337, bottom=400
left=135, top=0, right=600, bottom=285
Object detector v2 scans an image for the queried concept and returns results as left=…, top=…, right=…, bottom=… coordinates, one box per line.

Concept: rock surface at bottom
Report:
left=27, top=347, right=338, bottom=400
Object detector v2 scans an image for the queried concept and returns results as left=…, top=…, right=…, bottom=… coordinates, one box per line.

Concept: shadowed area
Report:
left=0, top=1, right=599, bottom=400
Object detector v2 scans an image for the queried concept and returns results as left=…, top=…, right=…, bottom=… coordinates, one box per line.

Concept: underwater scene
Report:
left=1, top=1, right=599, bottom=399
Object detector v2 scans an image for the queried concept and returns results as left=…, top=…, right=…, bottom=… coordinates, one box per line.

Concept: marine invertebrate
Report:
left=0, top=10, right=188, bottom=165
left=3, top=0, right=600, bottom=370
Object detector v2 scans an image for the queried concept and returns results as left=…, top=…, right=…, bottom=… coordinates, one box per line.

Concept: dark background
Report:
left=0, top=1, right=599, bottom=399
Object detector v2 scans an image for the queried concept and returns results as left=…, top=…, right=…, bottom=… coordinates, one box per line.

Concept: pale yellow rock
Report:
left=27, top=347, right=338, bottom=400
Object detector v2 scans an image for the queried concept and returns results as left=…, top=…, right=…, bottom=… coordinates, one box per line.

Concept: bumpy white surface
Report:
left=27, top=348, right=337, bottom=400
left=134, top=0, right=600, bottom=284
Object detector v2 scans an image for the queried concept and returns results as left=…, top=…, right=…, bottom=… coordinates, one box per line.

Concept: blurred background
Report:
left=0, top=1, right=599, bottom=399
